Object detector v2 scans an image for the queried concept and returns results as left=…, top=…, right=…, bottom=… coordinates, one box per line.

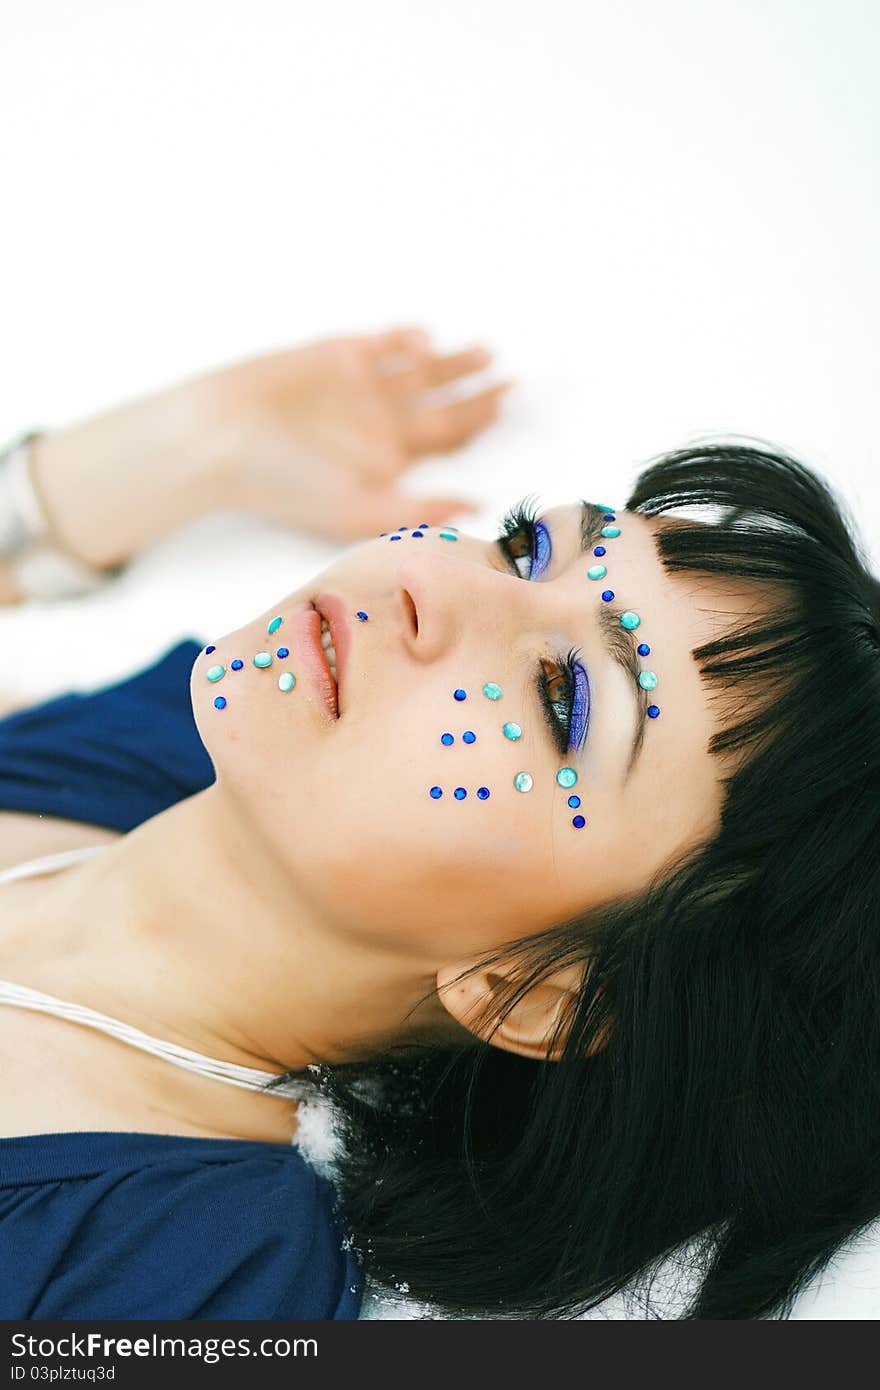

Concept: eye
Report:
left=497, top=500, right=552, bottom=580
left=539, top=650, right=590, bottom=755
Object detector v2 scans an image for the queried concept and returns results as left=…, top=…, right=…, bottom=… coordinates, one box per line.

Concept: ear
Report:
left=436, top=960, right=609, bottom=1062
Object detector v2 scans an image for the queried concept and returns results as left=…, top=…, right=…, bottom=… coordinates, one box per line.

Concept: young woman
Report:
left=0, top=331, right=878, bottom=1320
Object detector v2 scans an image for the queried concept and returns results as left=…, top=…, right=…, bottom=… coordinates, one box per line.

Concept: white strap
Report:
left=0, top=977, right=306, bottom=1098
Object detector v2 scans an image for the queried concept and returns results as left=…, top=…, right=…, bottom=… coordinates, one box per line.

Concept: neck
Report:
left=0, top=786, right=451, bottom=1134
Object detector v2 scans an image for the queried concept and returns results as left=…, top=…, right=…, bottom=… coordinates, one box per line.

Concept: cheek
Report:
left=192, top=644, right=596, bottom=952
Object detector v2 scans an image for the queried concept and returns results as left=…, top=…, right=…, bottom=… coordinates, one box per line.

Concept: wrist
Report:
left=29, top=385, right=224, bottom=570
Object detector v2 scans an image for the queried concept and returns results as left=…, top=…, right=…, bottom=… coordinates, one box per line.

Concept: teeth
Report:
left=319, top=617, right=338, bottom=682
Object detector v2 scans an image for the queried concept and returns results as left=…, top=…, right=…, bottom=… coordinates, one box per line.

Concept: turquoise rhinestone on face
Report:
left=587, top=564, right=607, bottom=580
left=601, top=525, right=621, bottom=538
left=638, top=670, right=658, bottom=691
left=439, top=531, right=459, bottom=541
left=278, top=672, right=296, bottom=692
left=483, top=682, right=503, bottom=701
left=253, top=652, right=273, bottom=668
left=514, top=771, right=533, bottom=793
left=503, top=722, right=522, bottom=741
left=556, top=767, right=577, bottom=788
left=206, top=665, right=225, bottom=683
left=620, top=611, right=641, bottom=630
left=267, top=616, right=283, bottom=634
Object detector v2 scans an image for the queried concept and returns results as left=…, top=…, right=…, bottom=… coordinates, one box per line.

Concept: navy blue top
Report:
left=0, top=639, right=363, bottom=1319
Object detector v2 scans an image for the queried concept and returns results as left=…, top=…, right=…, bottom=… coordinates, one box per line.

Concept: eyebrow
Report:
left=579, top=501, right=649, bottom=783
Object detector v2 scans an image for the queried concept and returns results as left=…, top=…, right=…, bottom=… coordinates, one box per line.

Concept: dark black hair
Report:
left=266, top=439, right=880, bottom=1320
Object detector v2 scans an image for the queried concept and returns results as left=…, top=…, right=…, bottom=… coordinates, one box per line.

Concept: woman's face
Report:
left=192, top=502, right=733, bottom=966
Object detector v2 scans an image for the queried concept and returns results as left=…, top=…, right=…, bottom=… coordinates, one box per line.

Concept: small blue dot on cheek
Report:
left=453, top=787, right=467, bottom=800
left=453, top=689, right=467, bottom=701
left=205, top=646, right=216, bottom=654
left=213, top=696, right=227, bottom=710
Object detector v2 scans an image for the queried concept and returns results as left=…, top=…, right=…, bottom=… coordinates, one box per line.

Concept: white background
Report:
left=0, top=0, right=878, bottom=1317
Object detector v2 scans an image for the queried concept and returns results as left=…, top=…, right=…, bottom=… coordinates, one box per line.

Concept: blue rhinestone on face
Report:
left=419, top=523, right=430, bottom=529
left=601, top=590, right=615, bottom=602
left=503, top=721, right=522, bottom=741
left=205, top=645, right=215, bottom=654
left=230, top=659, right=243, bottom=670
left=462, top=731, right=476, bottom=744
left=454, top=787, right=467, bottom=800
left=637, top=643, right=650, bottom=656
left=412, top=531, right=424, bottom=538
left=267, top=616, right=283, bottom=634
left=593, top=546, right=606, bottom=557
left=453, top=688, right=467, bottom=701
left=441, top=733, right=455, bottom=746
left=601, top=525, right=621, bottom=538
left=567, top=794, right=581, bottom=808
left=356, top=611, right=369, bottom=621
left=638, top=669, right=658, bottom=691
left=647, top=705, right=661, bottom=718
left=213, top=696, right=227, bottom=709
left=572, top=815, right=586, bottom=829
left=429, top=786, right=443, bottom=799
left=476, top=786, right=490, bottom=800
left=399, top=526, right=408, bottom=531
left=390, top=534, right=401, bottom=540
left=587, top=564, right=607, bottom=580
left=276, top=647, right=289, bottom=659
left=620, top=611, right=641, bottom=630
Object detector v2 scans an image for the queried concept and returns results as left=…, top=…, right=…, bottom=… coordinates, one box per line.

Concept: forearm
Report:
left=27, top=384, right=227, bottom=571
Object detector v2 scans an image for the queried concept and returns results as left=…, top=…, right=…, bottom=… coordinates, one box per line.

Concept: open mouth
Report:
left=319, top=614, right=338, bottom=683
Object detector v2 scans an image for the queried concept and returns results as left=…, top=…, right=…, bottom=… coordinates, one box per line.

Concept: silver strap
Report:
left=0, top=432, right=51, bottom=551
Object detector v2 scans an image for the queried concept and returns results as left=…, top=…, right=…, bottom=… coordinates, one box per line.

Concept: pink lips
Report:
left=283, top=595, right=352, bottom=722
left=286, top=605, right=340, bottom=721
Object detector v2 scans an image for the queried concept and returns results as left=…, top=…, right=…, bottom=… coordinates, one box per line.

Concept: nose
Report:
left=395, top=548, right=522, bottom=665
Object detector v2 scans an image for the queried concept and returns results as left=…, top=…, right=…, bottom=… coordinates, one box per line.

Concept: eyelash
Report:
left=496, top=502, right=589, bottom=755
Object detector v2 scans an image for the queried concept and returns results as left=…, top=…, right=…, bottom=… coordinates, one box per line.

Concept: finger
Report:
left=402, top=381, right=513, bottom=456
left=361, top=325, right=432, bottom=359
left=383, top=346, right=493, bottom=397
